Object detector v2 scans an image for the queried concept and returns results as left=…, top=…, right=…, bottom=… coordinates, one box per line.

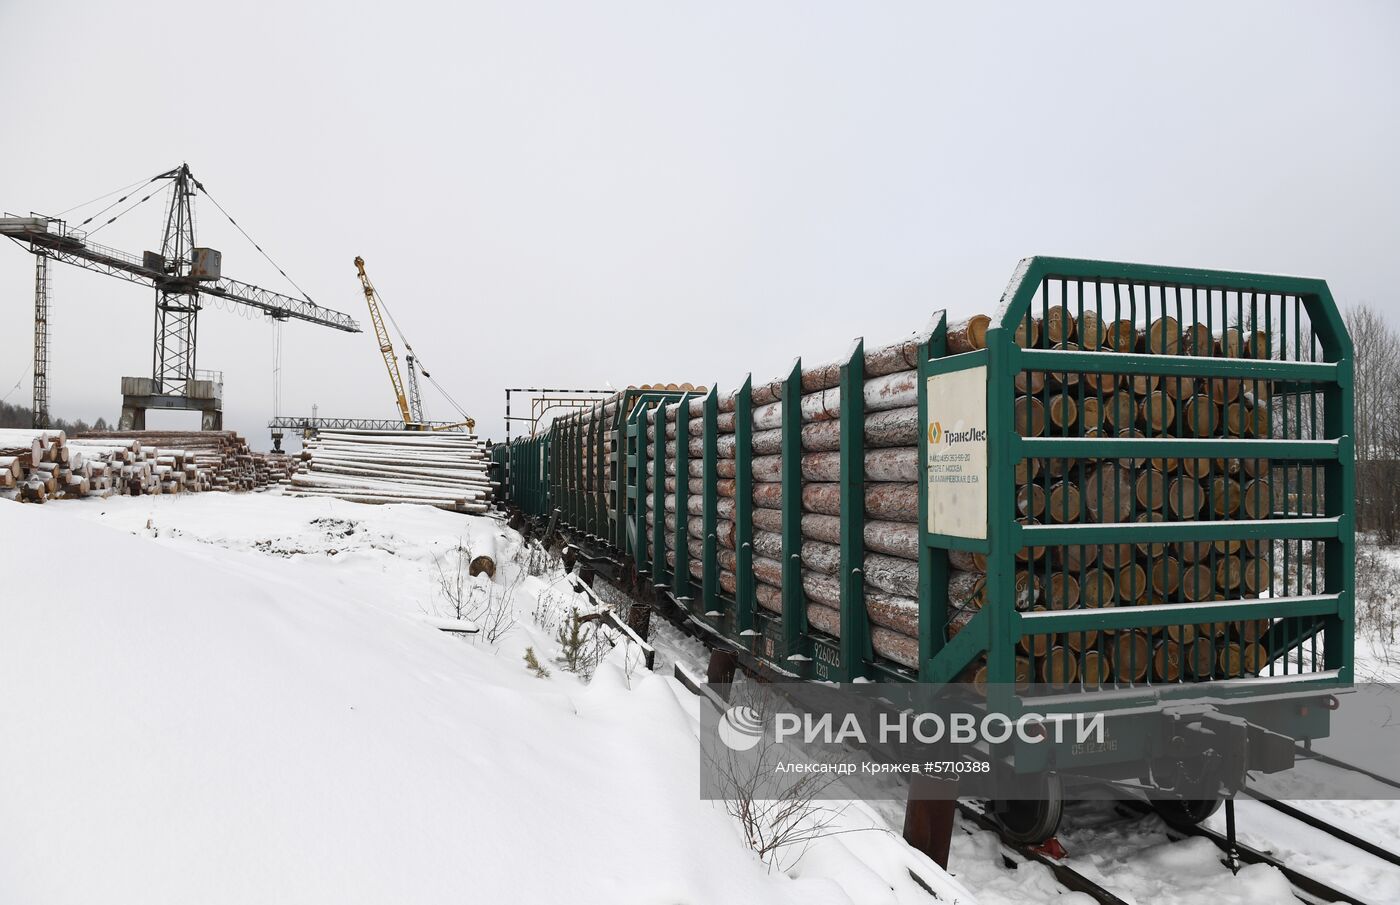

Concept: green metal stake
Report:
left=564, top=416, right=575, bottom=526
left=1324, top=302, right=1355, bottom=678
left=588, top=410, right=598, bottom=536
left=554, top=421, right=563, bottom=522
left=583, top=413, right=594, bottom=534
left=560, top=417, right=570, bottom=525
left=985, top=325, right=1018, bottom=705
left=597, top=403, right=608, bottom=539
left=702, top=386, right=720, bottom=618
left=634, top=402, right=650, bottom=572
left=780, top=358, right=807, bottom=671
left=917, top=314, right=950, bottom=677
left=552, top=422, right=562, bottom=521
left=575, top=413, right=584, bottom=529
left=674, top=394, right=692, bottom=599
left=549, top=426, right=557, bottom=517
left=614, top=393, right=629, bottom=550
left=735, top=376, right=756, bottom=639
left=839, top=338, right=872, bottom=680
left=652, top=403, right=666, bottom=587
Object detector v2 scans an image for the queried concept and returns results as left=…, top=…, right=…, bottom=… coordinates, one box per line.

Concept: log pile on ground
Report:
left=1, top=429, right=296, bottom=503
left=290, top=429, right=493, bottom=513
left=76, top=430, right=298, bottom=493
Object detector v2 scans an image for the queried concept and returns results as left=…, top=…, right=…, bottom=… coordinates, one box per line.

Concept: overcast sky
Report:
left=2, top=1, right=1396, bottom=449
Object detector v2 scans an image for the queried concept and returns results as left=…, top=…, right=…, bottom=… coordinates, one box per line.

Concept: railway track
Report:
left=960, top=793, right=1396, bottom=905
left=1247, top=791, right=1400, bottom=872
left=666, top=619, right=1397, bottom=904
left=956, top=800, right=1131, bottom=905
left=1124, top=798, right=1392, bottom=905
left=1296, top=746, right=1400, bottom=793
left=570, top=537, right=1398, bottom=905
left=958, top=792, right=1400, bottom=905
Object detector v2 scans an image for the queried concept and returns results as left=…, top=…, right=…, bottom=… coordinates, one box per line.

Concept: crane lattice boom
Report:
left=354, top=256, right=415, bottom=427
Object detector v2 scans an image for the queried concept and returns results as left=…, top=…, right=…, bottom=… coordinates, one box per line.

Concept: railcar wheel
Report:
left=992, top=772, right=1064, bottom=845
left=1152, top=797, right=1222, bottom=830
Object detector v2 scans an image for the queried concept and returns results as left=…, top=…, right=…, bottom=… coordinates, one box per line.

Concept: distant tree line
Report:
left=0, top=399, right=110, bottom=434
left=1348, top=304, right=1400, bottom=543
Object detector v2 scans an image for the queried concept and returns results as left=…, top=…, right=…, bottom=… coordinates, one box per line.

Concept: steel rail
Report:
left=1120, top=801, right=1386, bottom=905
left=1244, top=792, right=1400, bottom=870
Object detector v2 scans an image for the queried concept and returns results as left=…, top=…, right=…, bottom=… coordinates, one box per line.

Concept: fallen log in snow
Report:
left=469, top=532, right=498, bottom=578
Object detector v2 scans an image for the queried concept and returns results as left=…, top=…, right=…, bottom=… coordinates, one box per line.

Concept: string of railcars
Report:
left=492, top=256, right=1356, bottom=845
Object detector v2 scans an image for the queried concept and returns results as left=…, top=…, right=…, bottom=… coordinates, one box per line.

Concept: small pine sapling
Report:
left=523, top=646, right=551, bottom=679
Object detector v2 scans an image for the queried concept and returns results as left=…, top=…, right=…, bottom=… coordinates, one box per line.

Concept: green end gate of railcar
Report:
left=976, top=258, right=1351, bottom=705
left=495, top=257, right=1354, bottom=768
left=973, top=258, right=1351, bottom=771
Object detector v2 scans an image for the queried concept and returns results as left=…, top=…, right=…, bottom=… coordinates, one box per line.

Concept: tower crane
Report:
left=1, top=163, right=362, bottom=430
left=353, top=256, right=474, bottom=433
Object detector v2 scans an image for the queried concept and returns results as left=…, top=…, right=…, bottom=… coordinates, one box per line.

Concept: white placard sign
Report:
left=925, top=366, right=989, bottom=539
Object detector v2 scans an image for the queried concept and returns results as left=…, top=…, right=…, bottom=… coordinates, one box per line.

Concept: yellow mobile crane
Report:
left=354, top=256, right=474, bottom=432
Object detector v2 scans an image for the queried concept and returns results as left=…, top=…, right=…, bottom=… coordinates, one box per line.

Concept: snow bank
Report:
left=0, top=500, right=899, bottom=904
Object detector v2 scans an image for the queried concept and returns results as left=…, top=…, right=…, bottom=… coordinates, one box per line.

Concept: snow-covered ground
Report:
left=3, top=491, right=1397, bottom=904
left=0, top=494, right=961, bottom=904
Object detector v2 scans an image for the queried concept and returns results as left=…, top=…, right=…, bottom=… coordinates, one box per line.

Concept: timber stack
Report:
left=628, top=305, right=1275, bottom=687
left=1, top=428, right=96, bottom=502
left=290, top=429, right=494, bottom=513
left=553, top=384, right=704, bottom=544
left=75, top=430, right=298, bottom=493
left=1, top=428, right=294, bottom=502
left=496, top=262, right=1346, bottom=701
left=638, top=317, right=996, bottom=674
left=1005, top=306, right=1278, bottom=688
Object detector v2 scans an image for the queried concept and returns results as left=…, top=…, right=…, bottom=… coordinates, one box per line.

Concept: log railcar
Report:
left=494, top=257, right=1355, bottom=843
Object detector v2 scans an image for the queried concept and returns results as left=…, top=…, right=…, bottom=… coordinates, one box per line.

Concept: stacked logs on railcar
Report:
left=548, top=385, right=705, bottom=545
left=637, top=317, right=994, bottom=674
left=521, top=299, right=1306, bottom=692
left=1007, top=305, right=1286, bottom=688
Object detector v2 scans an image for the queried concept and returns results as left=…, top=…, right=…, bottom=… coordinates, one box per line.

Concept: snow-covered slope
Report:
left=0, top=498, right=955, bottom=904
left=12, top=493, right=1383, bottom=905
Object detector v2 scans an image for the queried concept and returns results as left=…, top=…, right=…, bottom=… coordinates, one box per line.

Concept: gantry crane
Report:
left=1, top=163, right=361, bottom=429
left=353, top=256, right=474, bottom=433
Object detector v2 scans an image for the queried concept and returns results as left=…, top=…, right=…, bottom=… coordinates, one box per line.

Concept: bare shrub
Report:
left=1356, top=544, right=1400, bottom=655
left=515, top=538, right=558, bottom=579
left=434, top=541, right=475, bottom=621
left=705, top=686, right=857, bottom=872
left=433, top=539, right=519, bottom=645
left=475, top=569, right=522, bottom=644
